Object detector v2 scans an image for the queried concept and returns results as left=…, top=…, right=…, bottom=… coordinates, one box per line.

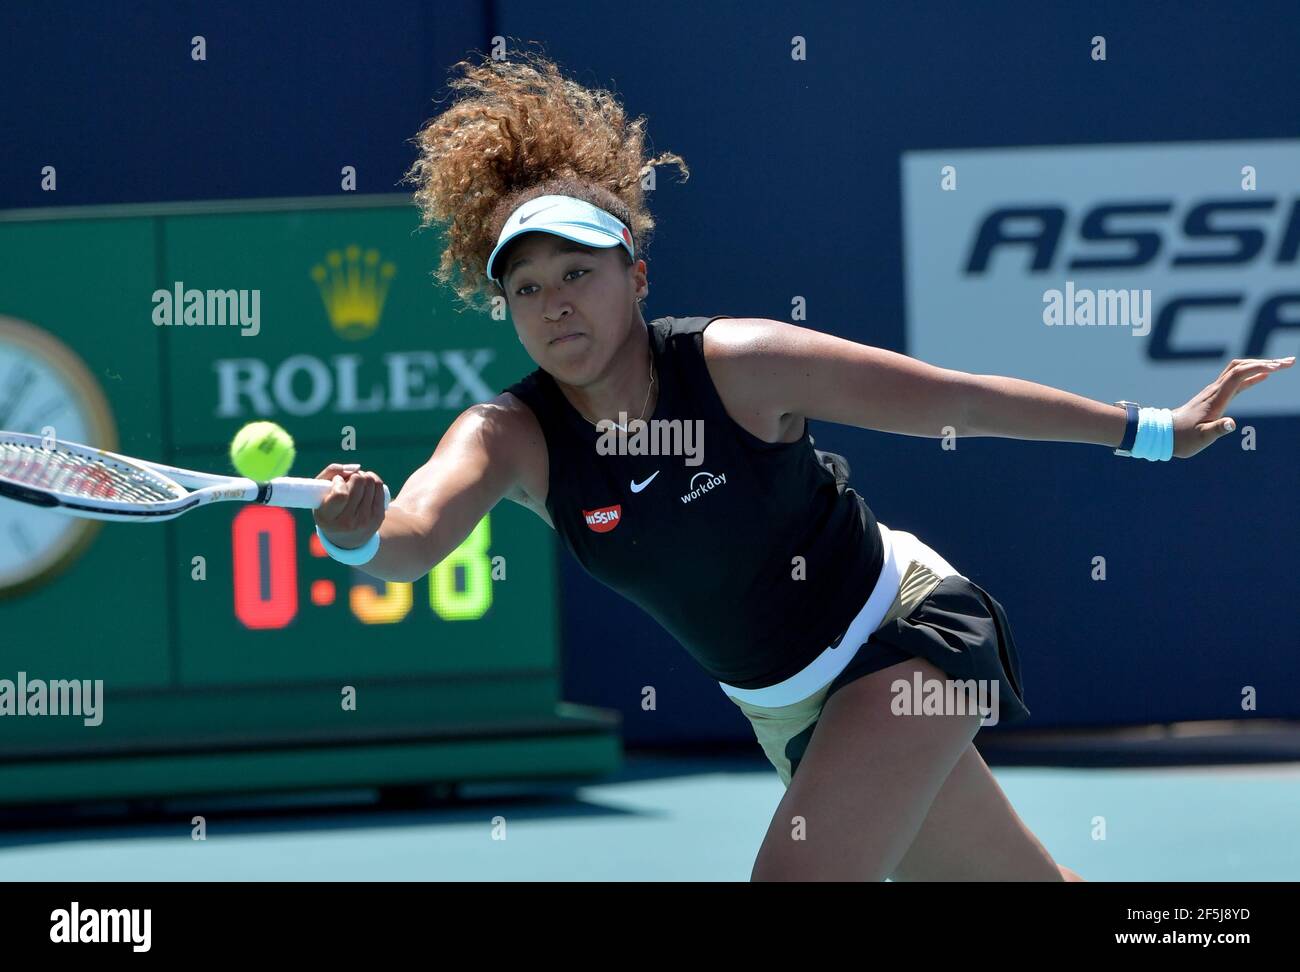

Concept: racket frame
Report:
left=0, top=431, right=388, bottom=523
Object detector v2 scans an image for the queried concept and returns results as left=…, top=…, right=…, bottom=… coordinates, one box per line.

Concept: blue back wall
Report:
left=3, top=0, right=1296, bottom=742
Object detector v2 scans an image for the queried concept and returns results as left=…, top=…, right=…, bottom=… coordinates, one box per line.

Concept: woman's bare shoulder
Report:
left=477, top=390, right=551, bottom=521
left=700, top=318, right=806, bottom=445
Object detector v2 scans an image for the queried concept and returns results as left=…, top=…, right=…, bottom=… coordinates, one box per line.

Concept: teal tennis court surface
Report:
left=3, top=753, right=1297, bottom=881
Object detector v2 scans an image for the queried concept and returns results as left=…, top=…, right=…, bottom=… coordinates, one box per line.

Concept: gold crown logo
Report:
left=310, top=245, right=396, bottom=340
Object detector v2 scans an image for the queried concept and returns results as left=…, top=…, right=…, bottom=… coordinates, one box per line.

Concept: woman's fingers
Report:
left=314, top=466, right=385, bottom=531
left=1206, top=358, right=1291, bottom=412
left=343, top=474, right=374, bottom=520
left=369, top=472, right=386, bottom=520
left=1170, top=357, right=1291, bottom=458
left=315, top=476, right=351, bottom=522
left=1181, top=362, right=1289, bottom=456
left=1214, top=356, right=1291, bottom=380
left=1194, top=416, right=1235, bottom=439
left=315, top=462, right=362, bottom=480
left=1219, top=371, right=1275, bottom=415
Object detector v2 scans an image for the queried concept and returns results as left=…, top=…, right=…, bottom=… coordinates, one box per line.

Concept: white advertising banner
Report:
left=901, top=140, right=1300, bottom=414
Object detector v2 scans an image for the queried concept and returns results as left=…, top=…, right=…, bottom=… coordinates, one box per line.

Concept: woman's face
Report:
left=500, top=233, right=647, bottom=382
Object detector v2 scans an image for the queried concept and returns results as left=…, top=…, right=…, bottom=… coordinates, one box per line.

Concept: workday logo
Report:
left=679, top=471, right=728, bottom=505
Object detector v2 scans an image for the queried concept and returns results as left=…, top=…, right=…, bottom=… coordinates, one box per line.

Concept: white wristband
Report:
left=1129, top=407, right=1174, bottom=461
left=316, top=524, right=381, bottom=565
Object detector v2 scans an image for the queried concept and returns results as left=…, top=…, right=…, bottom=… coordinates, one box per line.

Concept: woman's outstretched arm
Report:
left=702, top=318, right=1293, bottom=459
left=313, top=398, right=538, bottom=583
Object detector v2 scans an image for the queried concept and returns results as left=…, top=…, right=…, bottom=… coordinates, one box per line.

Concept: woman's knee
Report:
left=748, top=662, right=984, bottom=881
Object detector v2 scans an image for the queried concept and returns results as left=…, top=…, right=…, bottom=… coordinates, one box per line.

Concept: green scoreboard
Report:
left=0, top=195, right=618, bottom=807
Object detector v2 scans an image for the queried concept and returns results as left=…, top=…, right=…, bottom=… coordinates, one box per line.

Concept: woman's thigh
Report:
left=889, top=742, right=1064, bottom=881
left=750, top=656, right=982, bottom=881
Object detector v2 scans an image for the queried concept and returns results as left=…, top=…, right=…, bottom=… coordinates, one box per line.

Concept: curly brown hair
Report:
left=403, top=48, right=689, bottom=311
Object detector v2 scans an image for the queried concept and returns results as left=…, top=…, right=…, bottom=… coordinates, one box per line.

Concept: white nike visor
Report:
left=487, top=194, right=635, bottom=288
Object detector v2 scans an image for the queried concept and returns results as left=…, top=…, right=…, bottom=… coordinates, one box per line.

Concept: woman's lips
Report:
left=550, top=333, right=585, bottom=345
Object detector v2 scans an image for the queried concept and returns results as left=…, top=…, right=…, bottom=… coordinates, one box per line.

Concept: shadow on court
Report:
left=1, top=746, right=1296, bottom=881
left=0, top=751, right=774, bottom=850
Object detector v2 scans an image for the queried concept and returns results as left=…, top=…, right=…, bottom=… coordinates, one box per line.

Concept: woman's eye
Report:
left=515, top=269, right=588, bottom=296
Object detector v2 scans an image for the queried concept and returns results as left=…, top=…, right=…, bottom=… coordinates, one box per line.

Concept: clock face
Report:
left=0, top=316, right=116, bottom=596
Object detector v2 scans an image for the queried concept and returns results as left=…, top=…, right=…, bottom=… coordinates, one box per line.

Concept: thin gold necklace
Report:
left=576, top=351, right=656, bottom=431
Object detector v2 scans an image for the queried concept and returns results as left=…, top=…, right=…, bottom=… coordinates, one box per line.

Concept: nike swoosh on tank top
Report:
left=501, top=315, right=885, bottom=689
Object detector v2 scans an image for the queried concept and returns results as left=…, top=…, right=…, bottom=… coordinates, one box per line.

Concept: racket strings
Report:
left=0, top=441, right=181, bottom=504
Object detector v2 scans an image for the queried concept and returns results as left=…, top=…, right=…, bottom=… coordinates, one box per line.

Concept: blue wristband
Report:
left=316, top=524, right=381, bottom=565
left=1128, top=407, right=1173, bottom=461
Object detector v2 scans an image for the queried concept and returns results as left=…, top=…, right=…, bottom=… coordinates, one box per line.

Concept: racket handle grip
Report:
left=268, top=477, right=392, bottom=510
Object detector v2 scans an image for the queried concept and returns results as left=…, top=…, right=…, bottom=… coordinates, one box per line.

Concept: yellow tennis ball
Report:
left=230, top=421, right=295, bottom=480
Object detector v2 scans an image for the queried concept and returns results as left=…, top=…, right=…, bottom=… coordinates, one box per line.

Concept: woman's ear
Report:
left=631, top=258, right=649, bottom=301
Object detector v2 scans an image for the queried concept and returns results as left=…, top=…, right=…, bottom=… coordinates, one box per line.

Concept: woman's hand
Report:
left=312, top=462, right=387, bottom=549
left=1172, top=356, right=1294, bottom=459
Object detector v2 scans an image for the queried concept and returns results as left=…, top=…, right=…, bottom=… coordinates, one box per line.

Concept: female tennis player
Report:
left=312, top=53, right=1293, bottom=881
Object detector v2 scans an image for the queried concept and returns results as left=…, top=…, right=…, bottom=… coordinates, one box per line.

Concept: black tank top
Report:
left=502, top=315, right=884, bottom=689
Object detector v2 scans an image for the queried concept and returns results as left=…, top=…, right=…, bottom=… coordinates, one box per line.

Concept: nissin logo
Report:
left=964, top=198, right=1300, bottom=360
left=583, top=504, right=622, bottom=532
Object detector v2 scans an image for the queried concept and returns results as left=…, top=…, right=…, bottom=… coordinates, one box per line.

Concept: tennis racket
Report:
left=0, top=430, right=389, bottom=523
